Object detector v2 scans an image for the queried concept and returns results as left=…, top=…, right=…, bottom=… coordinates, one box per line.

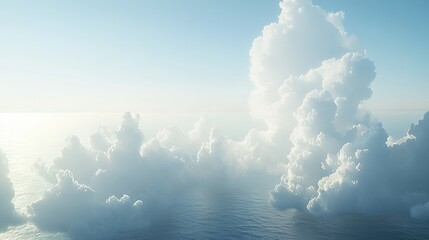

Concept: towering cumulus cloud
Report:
left=0, top=150, right=23, bottom=231
left=259, top=0, right=429, bottom=218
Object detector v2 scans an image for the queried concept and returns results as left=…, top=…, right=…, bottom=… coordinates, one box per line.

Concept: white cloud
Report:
left=261, top=0, right=429, bottom=219
left=246, top=0, right=363, bottom=171
left=29, top=170, right=147, bottom=240
left=249, top=0, right=356, bottom=123
left=31, top=110, right=286, bottom=238
left=0, top=150, right=25, bottom=231
left=29, top=170, right=95, bottom=232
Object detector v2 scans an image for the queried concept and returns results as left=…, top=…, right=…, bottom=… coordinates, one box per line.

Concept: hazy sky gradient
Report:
left=1, top=0, right=428, bottom=112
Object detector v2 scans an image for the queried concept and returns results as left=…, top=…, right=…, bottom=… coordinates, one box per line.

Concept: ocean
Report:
left=0, top=112, right=428, bottom=239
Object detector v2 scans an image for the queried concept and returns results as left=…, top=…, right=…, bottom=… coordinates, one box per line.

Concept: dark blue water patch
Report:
left=115, top=175, right=429, bottom=240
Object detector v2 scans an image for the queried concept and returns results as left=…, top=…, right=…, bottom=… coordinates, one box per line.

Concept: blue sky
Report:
left=0, top=0, right=428, bottom=112
left=314, top=0, right=429, bottom=112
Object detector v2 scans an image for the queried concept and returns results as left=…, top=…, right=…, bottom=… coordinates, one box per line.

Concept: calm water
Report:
left=122, top=176, right=429, bottom=240
left=0, top=112, right=428, bottom=239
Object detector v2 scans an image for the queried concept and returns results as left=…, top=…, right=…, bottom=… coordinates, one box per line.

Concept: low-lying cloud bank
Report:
left=31, top=112, right=284, bottom=238
left=29, top=170, right=147, bottom=239
left=29, top=109, right=429, bottom=239
left=0, top=151, right=24, bottom=231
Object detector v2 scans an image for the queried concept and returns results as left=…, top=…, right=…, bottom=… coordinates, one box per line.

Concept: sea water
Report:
left=0, top=112, right=428, bottom=240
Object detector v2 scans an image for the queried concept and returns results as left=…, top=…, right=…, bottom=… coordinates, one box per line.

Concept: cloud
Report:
left=256, top=0, right=429, bottom=218
left=246, top=0, right=364, bottom=169
left=0, top=150, right=25, bottom=231
left=411, top=201, right=429, bottom=220
left=31, top=112, right=284, bottom=239
left=30, top=114, right=159, bottom=238
left=29, top=170, right=147, bottom=240
left=249, top=0, right=357, bottom=124
left=29, top=170, right=95, bottom=232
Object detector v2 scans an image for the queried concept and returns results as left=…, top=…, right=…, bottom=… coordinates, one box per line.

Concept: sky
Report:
left=0, top=0, right=279, bottom=112
left=1, top=0, right=428, bottom=113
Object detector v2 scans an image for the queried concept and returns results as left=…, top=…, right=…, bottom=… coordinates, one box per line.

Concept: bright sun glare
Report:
left=0, top=113, right=52, bottom=143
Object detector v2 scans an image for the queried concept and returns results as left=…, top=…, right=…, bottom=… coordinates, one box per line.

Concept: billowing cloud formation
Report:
left=249, top=0, right=358, bottom=134
left=257, top=0, right=429, bottom=218
left=0, top=151, right=24, bottom=231
left=247, top=0, right=363, bottom=166
left=32, top=114, right=176, bottom=238
left=32, top=113, right=284, bottom=239
left=29, top=170, right=147, bottom=239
